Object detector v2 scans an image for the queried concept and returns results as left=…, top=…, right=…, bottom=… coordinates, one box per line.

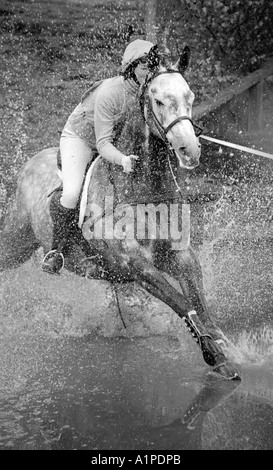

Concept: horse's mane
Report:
left=114, top=96, right=169, bottom=162
left=112, top=88, right=177, bottom=202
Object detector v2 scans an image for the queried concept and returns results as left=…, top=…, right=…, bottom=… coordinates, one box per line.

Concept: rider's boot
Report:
left=42, top=192, right=78, bottom=275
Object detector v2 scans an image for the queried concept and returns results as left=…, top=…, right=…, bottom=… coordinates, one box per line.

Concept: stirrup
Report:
left=42, top=249, right=64, bottom=275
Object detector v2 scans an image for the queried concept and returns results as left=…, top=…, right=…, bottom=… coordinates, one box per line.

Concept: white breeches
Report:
left=59, top=132, right=92, bottom=209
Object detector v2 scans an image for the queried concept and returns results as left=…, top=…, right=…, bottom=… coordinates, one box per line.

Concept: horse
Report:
left=0, top=45, right=240, bottom=381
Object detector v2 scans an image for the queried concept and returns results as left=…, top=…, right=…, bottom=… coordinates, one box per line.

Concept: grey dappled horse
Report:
left=0, top=46, right=240, bottom=381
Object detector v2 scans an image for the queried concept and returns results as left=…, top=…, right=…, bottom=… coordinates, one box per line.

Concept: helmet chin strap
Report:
left=132, top=73, right=140, bottom=86
left=124, top=74, right=140, bottom=87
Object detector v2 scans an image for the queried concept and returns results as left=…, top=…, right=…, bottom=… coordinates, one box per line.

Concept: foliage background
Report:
left=0, top=0, right=272, bottom=202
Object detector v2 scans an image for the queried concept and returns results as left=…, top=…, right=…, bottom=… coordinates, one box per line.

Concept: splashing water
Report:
left=197, top=181, right=273, bottom=371
left=201, top=180, right=272, bottom=253
left=220, top=325, right=273, bottom=366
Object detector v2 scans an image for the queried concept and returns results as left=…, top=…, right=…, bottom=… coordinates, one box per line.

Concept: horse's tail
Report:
left=0, top=191, right=40, bottom=272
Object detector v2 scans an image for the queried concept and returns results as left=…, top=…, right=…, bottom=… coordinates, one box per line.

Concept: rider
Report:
left=42, top=38, right=155, bottom=275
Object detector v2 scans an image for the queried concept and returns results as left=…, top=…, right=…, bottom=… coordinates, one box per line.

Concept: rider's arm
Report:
left=94, top=88, right=136, bottom=172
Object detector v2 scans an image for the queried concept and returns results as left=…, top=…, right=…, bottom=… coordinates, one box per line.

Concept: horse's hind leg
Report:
left=0, top=201, right=40, bottom=271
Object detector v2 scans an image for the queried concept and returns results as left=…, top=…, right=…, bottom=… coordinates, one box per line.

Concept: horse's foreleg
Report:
left=132, top=262, right=191, bottom=317
left=126, top=255, right=240, bottom=380
left=154, top=245, right=219, bottom=338
left=171, top=248, right=221, bottom=340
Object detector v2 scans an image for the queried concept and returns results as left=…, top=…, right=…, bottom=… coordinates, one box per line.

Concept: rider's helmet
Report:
left=121, top=39, right=154, bottom=73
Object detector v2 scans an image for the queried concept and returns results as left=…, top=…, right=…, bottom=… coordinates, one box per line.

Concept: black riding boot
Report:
left=42, top=192, right=78, bottom=275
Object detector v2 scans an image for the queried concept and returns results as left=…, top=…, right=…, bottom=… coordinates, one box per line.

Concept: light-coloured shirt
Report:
left=62, top=76, right=139, bottom=165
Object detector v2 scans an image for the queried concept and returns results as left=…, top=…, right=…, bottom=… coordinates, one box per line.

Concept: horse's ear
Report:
left=175, top=45, right=191, bottom=73
left=146, top=45, right=161, bottom=70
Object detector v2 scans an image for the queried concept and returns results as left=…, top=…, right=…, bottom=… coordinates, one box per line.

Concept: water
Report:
left=0, top=262, right=273, bottom=451
left=1, top=180, right=273, bottom=450
left=0, top=329, right=273, bottom=451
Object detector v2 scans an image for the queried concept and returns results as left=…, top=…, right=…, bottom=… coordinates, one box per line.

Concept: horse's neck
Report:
left=145, top=134, right=168, bottom=192
left=142, top=135, right=191, bottom=203
left=109, top=103, right=188, bottom=205
left=112, top=133, right=179, bottom=205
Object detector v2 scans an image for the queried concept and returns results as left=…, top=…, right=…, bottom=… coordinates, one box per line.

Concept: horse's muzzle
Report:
left=176, top=148, right=201, bottom=169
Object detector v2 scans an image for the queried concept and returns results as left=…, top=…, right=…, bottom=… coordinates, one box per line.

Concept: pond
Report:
left=0, top=240, right=273, bottom=451
left=0, top=331, right=273, bottom=451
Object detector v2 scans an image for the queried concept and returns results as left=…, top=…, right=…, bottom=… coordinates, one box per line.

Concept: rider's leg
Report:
left=42, top=134, right=92, bottom=275
left=60, top=134, right=92, bottom=210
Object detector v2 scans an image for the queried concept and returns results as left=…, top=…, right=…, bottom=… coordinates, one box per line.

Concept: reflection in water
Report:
left=203, top=365, right=273, bottom=450
left=0, top=334, right=272, bottom=450
left=112, top=379, right=239, bottom=450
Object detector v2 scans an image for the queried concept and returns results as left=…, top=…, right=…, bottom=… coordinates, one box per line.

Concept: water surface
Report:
left=0, top=327, right=273, bottom=450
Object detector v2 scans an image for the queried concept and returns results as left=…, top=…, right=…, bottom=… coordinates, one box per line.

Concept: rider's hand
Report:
left=121, top=155, right=139, bottom=173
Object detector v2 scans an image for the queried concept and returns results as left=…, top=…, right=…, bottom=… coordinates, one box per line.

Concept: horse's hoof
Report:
left=200, top=336, right=241, bottom=381
left=199, top=335, right=226, bottom=367
left=211, top=361, right=241, bottom=381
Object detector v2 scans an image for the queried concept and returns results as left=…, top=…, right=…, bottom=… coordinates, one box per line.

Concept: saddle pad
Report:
left=78, top=155, right=101, bottom=228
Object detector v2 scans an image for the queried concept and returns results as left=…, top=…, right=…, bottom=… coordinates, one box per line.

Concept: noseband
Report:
left=139, top=70, right=203, bottom=144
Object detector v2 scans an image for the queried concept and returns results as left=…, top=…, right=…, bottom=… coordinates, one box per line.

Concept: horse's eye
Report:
left=155, top=99, right=164, bottom=107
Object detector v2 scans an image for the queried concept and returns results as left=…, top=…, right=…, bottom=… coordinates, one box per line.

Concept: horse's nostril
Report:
left=179, top=147, right=186, bottom=152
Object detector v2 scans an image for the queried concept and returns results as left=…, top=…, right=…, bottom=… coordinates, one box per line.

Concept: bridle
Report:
left=139, top=69, right=203, bottom=147
left=139, top=68, right=203, bottom=197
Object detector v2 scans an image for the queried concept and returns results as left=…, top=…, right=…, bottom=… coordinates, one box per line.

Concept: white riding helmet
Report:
left=121, top=39, right=154, bottom=73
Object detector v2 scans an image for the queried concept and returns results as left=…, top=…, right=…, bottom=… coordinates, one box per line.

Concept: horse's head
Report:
left=140, top=45, right=202, bottom=170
